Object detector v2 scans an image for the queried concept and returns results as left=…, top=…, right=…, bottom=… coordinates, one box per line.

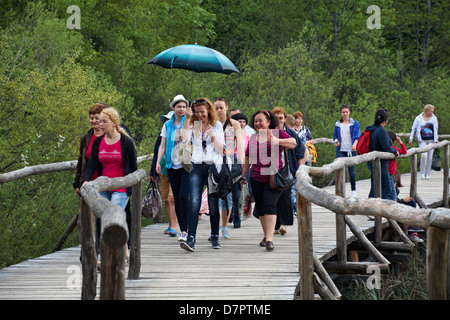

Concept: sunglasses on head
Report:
left=213, top=97, right=226, bottom=102
left=192, top=99, right=207, bottom=107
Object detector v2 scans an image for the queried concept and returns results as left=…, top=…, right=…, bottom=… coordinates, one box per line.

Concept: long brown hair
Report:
left=190, top=97, right=218, bottom=126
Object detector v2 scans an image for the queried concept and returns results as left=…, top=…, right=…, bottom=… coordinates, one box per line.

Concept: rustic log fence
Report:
left=78, top=169, right=146, bottom=300
left=0, top=157, right=149, bottom=300
left=295, top=139, right=450, bottom=300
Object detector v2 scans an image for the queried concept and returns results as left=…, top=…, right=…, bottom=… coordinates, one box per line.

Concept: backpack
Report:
left=356, top=130, right=371, bottom=155
left=209, top=155, right=233, bottom=199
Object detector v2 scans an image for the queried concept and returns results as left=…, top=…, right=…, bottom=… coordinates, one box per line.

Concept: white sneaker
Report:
left=421, top=173, right=426, bottom=180
left=178, top=231, right=187, bottom=242
left=425, top=174, right=430, bottom=180
left=408, top=233, right=424, bottom=243
left=351, top=190, right=357, bottom=197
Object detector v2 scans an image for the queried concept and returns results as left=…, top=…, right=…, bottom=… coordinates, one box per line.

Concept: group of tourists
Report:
left=73, top=97, right=439, bottom=259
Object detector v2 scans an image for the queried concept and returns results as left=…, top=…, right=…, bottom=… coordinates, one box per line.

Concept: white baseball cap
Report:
left=160, top=110, right=174, bottom=123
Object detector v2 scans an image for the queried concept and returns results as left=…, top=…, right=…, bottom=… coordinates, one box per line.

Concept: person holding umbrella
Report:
left=179, top=98, right=225, bottom=252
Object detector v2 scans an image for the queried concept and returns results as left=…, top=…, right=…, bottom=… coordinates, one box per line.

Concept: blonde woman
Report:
left=409, top=104, right=439, bottom=180
left=83, top=108, right=138, bottom=208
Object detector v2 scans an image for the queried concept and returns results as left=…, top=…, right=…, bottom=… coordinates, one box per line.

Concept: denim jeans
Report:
left=219, top=181, right=241, bottom=225
left=367, top=160, right=395, bottom=200
left=167, top=167, right=190, bottom=233
left=336, top=151, right=357, bottom=191
left=188, top=163, right=220, bottom=238
left=100, top=191, right=129, bottom=209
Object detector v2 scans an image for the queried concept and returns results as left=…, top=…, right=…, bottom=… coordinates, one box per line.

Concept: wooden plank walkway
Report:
left=0, top=170, right=445, bottom=300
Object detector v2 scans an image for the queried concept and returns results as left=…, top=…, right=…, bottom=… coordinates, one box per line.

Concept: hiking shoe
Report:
left=221, top=226, right=231, bottom=239
left=408, top=233, right=424, bottom=243
left=178, top=231, right=187, bottom=242
left=180, top=236, right=195, bottom=252
left=210, top=235, right=221, bottom=249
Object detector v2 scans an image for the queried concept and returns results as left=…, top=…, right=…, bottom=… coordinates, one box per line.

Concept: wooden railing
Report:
left=295, top=139, right=450, bottom=300
left=78, top=169, right=146, bottom=300
left=0, top=158, right=149, bottom=300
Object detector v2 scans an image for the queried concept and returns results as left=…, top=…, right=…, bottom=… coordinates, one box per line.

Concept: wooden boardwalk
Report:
left=0, top=170, right=445, bottom=300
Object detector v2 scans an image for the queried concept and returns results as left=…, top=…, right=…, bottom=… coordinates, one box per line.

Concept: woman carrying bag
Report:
left=241, top=110, right=296, bottom=251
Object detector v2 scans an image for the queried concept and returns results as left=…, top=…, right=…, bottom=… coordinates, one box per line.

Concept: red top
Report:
left=388, top=143, right=407, bottom=175
left=245, top=129, right=291, bottom=182
left=98, top=137, right=126, bottom=193
left=86, top=134, right=98, bottom=181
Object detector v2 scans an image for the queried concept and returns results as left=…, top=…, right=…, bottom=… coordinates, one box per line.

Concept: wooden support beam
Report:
left=313, top=254, right=341, bottom=299
left=443, top=144, right=449, bottom=208
left=427, top=227, right=449, bottom=300
left=128, top=180, right=143, bottom=280
left=344, top=216, right=389, bottom=265
left=323, top=261, right=389, bottom=274
left=373, top=158, right=382, bottom=243
left=335, top=167, right=347, bottom=263
left=79, top=197, right=97, bottom=300
left=297, top=193, right=314, bottom=300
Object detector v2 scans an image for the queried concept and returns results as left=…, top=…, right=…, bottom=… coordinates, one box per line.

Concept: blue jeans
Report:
left=188, top=163, right=220, bottom=238
left=167, top=167, right=190, bottom=233
left=291, top=178, right=297, bottom=213
left=219, top=181, right=241, bottom=226
left=367, top=160, right=395, bottom=200
left=336, top=151, right=357, bottom=191
left=100, top=191, right=129, bottom=209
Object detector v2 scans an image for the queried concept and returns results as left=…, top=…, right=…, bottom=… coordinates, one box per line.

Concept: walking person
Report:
left=155, top=95, right=190, bottom=242
left=409, top=104, right=439, bottom=180
left=150, top=111, right=177, bottom=237
left=365, top=109, right=399, bottom=200
left=73, top=103, right=108, bottom=261
left=83, top=107, right=138, bottom=261
left=180, top=98, right=225, bottom=252
left=272, top=107, right=306, bottom=235
left=333, top=104, right=361, bottom=197
left=241, top=110, right=297, bottom=251
left=214, top=97, right=244, bottom=236
left=292, top=111, right=313, bottom=145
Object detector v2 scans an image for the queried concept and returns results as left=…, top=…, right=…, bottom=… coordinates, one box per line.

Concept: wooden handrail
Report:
left=295, top=140, right=450, bottom=300
left=79, top=169, right=146, bottom=300
left=0, top=155, right=151, bottom=183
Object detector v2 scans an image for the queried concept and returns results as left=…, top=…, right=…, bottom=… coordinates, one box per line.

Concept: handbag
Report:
left=141, top=182, right=163, bottom=219
left=177, top=141, right=192, bottom=172
left=270, top=148, right=295, bottom=191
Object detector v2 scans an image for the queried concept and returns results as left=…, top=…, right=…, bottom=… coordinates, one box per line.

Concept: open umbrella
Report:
left=147, top=44, right=240, bottom=75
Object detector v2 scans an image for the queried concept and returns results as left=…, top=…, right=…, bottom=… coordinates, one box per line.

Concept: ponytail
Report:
left=374, top=109, right=388, bottom=126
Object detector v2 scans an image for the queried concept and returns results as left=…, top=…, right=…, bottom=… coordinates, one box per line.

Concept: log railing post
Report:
left=427, top=226, right=449, bottom=300
left=79, top=197, right=97, bottom=300
left=335, top=168, right=347, bottom=263
left=443, top=144, right=449, bottom=208
left=410, top=153, right=418, bottom=199
left=128, top=179, right=143, bottom=280
left=297, top=193, right=314, bottom=300
left=373, top=158, right=382, bottom=243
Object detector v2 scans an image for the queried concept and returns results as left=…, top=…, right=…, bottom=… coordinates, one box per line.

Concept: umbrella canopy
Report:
left=147, top=44, right=240, bottom=75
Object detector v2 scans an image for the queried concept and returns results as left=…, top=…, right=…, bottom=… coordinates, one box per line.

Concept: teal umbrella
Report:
left=147, top=44, right=240, bottom=75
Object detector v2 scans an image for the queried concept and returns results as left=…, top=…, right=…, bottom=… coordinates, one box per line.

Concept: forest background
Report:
left=0, top=0, right=448, bottom=267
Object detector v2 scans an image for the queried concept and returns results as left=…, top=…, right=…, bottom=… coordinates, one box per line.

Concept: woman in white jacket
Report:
left=409, top=104, right=439, bottom=180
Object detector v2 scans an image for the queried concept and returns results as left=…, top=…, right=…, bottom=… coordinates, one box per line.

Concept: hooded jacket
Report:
left=365, top=124, right=397, bottom=155
left=333, top=118, right=361, bottom=152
